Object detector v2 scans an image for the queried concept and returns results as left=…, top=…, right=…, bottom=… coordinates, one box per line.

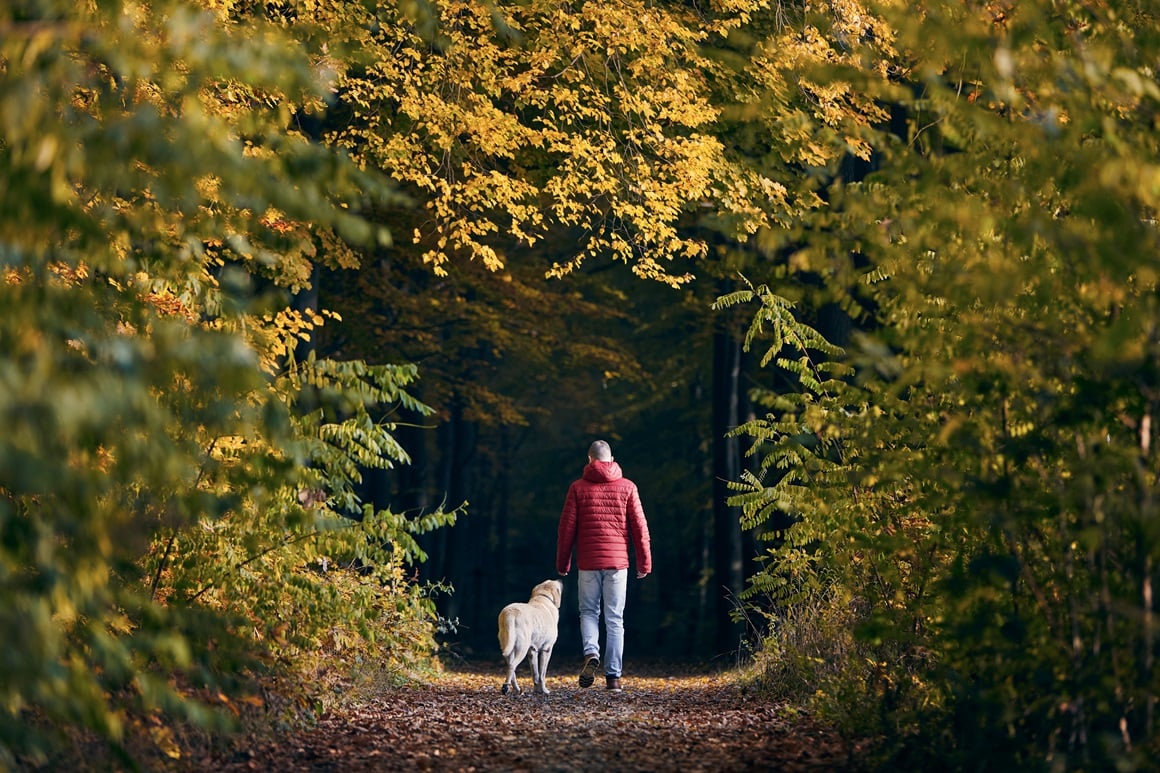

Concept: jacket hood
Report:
left=583, top=459, right=623, bottom=483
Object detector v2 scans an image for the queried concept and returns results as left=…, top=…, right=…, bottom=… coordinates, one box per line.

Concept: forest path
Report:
left=213, top=662, right=852, bottom=772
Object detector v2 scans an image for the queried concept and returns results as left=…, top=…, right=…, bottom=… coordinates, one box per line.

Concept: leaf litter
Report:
left=207, top=662, right=852, bottom=771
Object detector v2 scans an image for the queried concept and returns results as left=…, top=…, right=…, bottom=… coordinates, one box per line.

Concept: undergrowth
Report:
left=738, top=584, right=951, bottom=771
left=16, top=567, right=449, bottom=772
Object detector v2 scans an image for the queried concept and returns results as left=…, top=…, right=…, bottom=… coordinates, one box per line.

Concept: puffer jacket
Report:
left=556, top=460, right=651, bottom=575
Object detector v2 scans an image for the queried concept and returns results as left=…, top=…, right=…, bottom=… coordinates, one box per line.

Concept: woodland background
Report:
left=2, top=0, right=1158, bottom=770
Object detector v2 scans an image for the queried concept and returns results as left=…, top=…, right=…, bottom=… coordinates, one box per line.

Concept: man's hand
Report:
left=636, top=571, right=648, bottom=580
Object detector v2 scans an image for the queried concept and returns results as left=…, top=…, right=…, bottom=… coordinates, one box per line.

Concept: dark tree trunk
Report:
left=436, top=394, right=476, bottom=626
left=402, top=409, right=435, bottom=576
left=292, top=264, right=320, bottom=364
left=495, top=426, right=511, bottom=599
left=712, top=286, right=746, bottom=656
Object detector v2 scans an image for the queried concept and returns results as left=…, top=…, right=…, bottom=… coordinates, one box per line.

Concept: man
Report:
left=556, top=439, right=652, bottom=692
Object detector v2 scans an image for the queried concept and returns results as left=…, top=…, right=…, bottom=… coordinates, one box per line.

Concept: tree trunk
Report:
left=495, top=426, right=511, bottom=599
left=401, top=405, right=435, bottom=576
left=712, top=292, right=745, bottom=656
left=292, top=264, right=320, bottom=364
left=437, top=394, right=476, bottom=625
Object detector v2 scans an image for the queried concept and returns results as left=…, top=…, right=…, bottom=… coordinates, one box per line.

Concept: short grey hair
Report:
left=588, top=440, right=613, bottom=461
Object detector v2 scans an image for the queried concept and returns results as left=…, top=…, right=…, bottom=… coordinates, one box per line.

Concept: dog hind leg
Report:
left=508, top=642, right=530, bottom=695
left=502, top=656, right=519, bottom=695
left=498, top=611, right=525, bottom=695
left=528, top=648, right=541, bottom=692
left=501, top=643, right=519, bottom=694
left=537, top=645, right=553, bottom=694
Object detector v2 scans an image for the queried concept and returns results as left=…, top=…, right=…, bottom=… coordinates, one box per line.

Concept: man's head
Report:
left=588, top=440, right=613, bottom=462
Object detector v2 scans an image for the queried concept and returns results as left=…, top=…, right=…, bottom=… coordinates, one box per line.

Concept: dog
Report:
left=498, top=579, right=563, bottom=695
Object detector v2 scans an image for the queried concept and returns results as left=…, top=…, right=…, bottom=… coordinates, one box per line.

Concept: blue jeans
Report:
left=578, top=569, right=627, bottom=678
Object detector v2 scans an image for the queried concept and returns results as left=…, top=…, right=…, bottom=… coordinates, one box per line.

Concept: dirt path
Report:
left=210, top=664, right=853, bottom=772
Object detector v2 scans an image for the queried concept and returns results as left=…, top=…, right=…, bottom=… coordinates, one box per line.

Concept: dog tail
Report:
left=498, top=608, right=518, bottom=659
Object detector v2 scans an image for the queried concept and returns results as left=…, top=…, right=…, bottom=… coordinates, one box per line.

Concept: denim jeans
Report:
left=577, top=568, right=627, bottom=678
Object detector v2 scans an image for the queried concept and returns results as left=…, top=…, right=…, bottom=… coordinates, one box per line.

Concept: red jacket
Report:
left=556, top=460, right=651, bottom=575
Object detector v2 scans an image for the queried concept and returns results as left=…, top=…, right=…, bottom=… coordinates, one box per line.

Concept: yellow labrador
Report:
left=498, top=579, right=563, bottom=695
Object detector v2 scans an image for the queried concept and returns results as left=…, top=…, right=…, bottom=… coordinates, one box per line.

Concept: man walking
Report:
left=556, top=440, right=651, bottom=691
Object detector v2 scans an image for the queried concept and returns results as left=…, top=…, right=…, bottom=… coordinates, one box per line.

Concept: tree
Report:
left=326, top=0, right=770, bottom=286
left=730, top=0, right=1160, bottom=767
left=0, top=0, right=455, bottom=764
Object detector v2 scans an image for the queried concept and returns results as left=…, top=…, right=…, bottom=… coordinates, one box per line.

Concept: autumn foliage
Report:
left=2, top=0, right=1159, bottom=770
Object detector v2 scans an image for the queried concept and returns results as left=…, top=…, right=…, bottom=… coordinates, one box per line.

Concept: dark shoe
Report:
left=579, top=655, right=600, bottom=688
left=605, top=676, right=622, bottom=691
